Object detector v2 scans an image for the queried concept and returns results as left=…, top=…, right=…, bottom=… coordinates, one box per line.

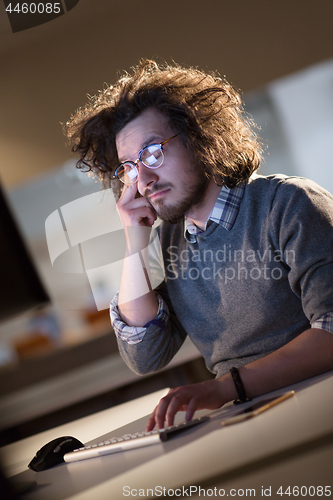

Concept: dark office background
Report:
left=1, top=0, right=333, bottom=188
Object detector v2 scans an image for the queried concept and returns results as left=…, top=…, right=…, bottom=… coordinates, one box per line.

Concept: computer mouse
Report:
left=28, top=436, right=84, bottom=471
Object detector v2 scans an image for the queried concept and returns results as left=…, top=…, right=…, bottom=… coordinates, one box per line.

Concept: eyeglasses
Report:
left=113, top=134, right=178, bottom=185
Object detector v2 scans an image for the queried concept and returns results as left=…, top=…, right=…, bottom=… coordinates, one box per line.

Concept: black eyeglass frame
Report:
left=113, top=134, right=178, bottom=184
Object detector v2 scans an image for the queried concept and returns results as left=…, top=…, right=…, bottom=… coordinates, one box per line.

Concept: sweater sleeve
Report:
left=270, top=177, right=333, bottom=324
left=110, top=282, right=188, bottom=375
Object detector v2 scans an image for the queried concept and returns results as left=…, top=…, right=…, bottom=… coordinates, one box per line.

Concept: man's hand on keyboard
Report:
left=146, top=379, right=229, bottom=431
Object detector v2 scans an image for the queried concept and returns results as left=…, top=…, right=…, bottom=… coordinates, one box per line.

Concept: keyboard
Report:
left=64, top=416, right=209, bottom=463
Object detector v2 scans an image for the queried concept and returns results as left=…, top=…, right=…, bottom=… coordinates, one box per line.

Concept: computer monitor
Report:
left=0, top=182, right=49, bottom=323
left=0, top=182, right=49, bottom=496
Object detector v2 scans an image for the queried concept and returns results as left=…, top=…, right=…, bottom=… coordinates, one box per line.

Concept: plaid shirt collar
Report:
left=184, top=182, right=246, bottom=243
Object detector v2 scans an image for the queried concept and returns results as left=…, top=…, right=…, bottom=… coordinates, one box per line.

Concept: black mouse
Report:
left=28, top=436, right=84, bottom=471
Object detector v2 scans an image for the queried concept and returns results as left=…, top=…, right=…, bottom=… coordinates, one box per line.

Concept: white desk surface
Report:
left=1, top=371, right=333, bottom=500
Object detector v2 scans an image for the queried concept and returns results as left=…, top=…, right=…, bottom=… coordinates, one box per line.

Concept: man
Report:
left=67, top=59, right=333, bottom=430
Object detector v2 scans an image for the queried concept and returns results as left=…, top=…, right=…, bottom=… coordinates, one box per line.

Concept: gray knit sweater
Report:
left=116, top=174, right=333, bottom=377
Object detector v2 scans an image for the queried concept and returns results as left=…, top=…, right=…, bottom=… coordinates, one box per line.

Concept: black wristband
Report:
left=230, top=367, right=252, bottom=405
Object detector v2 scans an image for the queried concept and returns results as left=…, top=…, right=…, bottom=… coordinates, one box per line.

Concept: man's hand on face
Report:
left=146, top=379, right=227, bottom=431
left=117, top=182, right=157, bottom=228
left=116, top=183, right=157, bottom=254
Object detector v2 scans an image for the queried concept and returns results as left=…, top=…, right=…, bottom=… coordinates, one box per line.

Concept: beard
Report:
left=143, top=170, right=210, bottom=224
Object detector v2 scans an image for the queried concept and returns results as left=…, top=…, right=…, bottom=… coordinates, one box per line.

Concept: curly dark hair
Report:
left=65, top=59, right=262, bottom=200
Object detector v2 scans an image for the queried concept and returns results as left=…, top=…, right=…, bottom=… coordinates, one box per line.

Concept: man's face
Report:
left=116, top=108, right=209, bottom=223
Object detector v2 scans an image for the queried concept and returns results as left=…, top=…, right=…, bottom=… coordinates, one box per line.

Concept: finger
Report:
left=185, top=396, right=200, bottom=422
left=146, top=408, right=157, bottom=432
left=142, top=204, right=157, bottom=226
left=130, top=205, right=157, bottom=227
left=119, top=194, right=156, bottom=221
left=123, top=196, right=154, bottom=211
left=165, top=394, right=189, bottom=427
left=117, top=182, right=138, bottom=206
left=119, top=197, right=157, bottom=227
left=154, top=395, right=173, bottom=429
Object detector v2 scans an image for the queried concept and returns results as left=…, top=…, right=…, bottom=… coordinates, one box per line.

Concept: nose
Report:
left=136, top=163, right=159, bottom=195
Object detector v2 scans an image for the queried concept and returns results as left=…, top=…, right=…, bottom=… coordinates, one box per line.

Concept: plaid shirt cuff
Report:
left=110, top=293, right=169, bottom=344
left=311, top=312, right=333, bottom=333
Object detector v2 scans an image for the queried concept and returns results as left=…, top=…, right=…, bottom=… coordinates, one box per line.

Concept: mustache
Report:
left=143, top=183, right=172, bottom=198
